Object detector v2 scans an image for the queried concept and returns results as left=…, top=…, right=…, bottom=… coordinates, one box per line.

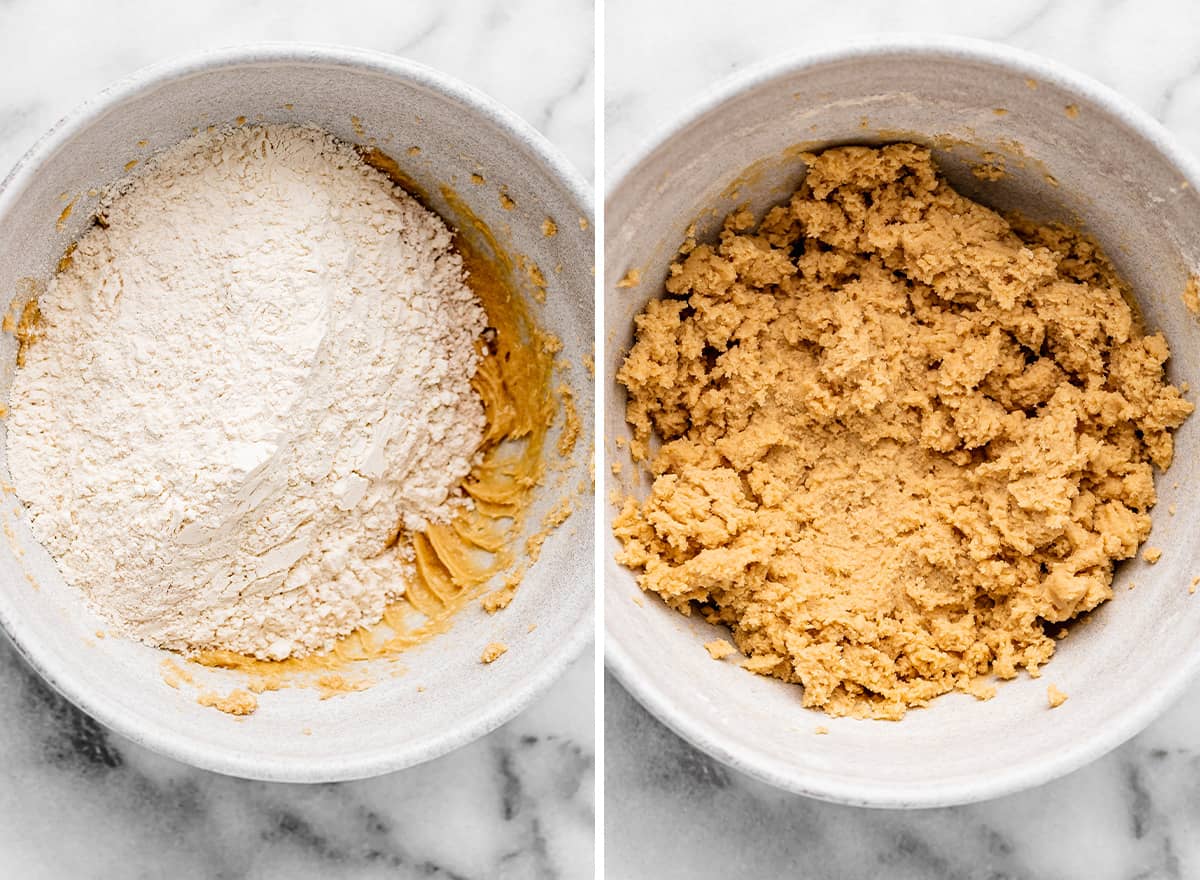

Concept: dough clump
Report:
left=615, top=143, right=1193, bottom=719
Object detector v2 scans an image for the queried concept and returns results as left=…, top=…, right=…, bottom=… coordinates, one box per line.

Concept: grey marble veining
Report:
left=0, top=1, right=595, bottom=878
left=608, top=673, right=1200, bottom=879
left=605, top=0, right=1200, bottom=877
left=0, top=0, right=594, bottom=182
left=605, top=0, right=1200, bottom=176
left=0, top=629, right=593, bottom=878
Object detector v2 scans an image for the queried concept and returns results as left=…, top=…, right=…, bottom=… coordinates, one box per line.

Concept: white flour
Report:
left=6, top=124, right=488, bottom=659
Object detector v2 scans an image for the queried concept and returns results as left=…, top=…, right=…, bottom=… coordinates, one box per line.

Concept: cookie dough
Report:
left=614, top=143, right=1193, bottom=719
left=704, top=638, right=736, bottom=660
left=481, top=641, right=508, bottom=664
left=197, top=688, right=258, bottom=716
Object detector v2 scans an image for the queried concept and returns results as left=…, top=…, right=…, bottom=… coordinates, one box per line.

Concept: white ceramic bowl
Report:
left=0, top=44, right=593, bottom=781
left=605, top=35, right=1200, bottom=808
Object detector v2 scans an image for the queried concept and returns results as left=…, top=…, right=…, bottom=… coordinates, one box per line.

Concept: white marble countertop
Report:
left=0, top=1, right=594, bottom=877
left=605, top=0, right=1200, bottom=877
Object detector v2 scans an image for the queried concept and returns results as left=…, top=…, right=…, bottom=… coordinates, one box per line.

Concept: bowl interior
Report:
left=605, top=44, right=1200, bottom=806
left=0, top=49, right=593, bottom=781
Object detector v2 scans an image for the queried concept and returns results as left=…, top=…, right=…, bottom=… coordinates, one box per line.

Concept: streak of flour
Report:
left=6, top=124, right=487, bottom=660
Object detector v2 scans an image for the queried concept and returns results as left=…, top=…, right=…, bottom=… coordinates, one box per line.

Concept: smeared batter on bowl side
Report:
left=614, top=143, right=1193, bottom=719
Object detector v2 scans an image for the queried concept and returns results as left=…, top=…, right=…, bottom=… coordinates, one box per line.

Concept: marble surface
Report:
left=0, top=1, right=594, bottom=878
left=605, top=0, right=1200, bottom=877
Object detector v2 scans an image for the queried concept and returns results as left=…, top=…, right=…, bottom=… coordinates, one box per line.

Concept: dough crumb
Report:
left=814, top=725, right=829, bottom=735
left=704, top=638, right=736, bottom=660
left=1185, top=276, right=1200, bottom=316
left=1143, top=546, right=1163, bottom=564
left=614, top=143, right=1192, bottom=720
left=482, top=585, right=517, bottom=613
left=1065, top=104, right=1080, bottom=119
left=198, top=688, right=258, bottom=716
left=972, top=163, right=1006, bottom=182
left=966, top=678, right=997, bottom=701
left=315, top=674, right=372, bottom=700
left=481, top=641, right=508, bottom=664
left=1047, top=684, right=1069, bottom=708
left=616, top=268, right=641, bottom=288
left=242, top=669, right=285, bottom=693
left=542, top=217, right=558, bottom=237
left=160, top=658, right=196, bottom=690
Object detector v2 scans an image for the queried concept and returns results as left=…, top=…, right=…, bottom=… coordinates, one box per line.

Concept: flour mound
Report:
left=7, top=124, right=487, bottom=659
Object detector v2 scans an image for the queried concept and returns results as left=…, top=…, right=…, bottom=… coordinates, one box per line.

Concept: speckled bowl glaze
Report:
left=0, top=44, right=593, bottom=781
left=605, top=35, right=1200, bottom=808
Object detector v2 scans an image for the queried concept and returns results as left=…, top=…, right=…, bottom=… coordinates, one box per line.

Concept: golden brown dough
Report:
left=704, top=638, right=736, bottom=660
left=197, top=688, right=258, bottom=716
left=614, top=143, right=1193, bottom=719
left=481, top=642, right=508, bottom=664
left=1047, top=684, right=1069, bottom=708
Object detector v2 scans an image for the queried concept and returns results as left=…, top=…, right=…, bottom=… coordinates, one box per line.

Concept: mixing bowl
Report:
left=605, top=34, right=1200, bottom=808
left=0, top=43, right=593, bottom=781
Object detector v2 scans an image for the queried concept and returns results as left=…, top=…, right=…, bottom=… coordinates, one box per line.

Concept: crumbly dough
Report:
left=1047, top=684, right=1068, bottom=708
left=615, top=143, right=1193, bottom=719
left=481, top=641, right=508, bottom=663
left=704, top=638, right=735, bottom=660
left=197, top=688, right=258, bottom=716
left=315, top=674, right=372, bottom=700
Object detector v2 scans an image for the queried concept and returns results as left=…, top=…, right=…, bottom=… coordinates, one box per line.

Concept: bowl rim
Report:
left=0, top=41, right=594, bottom=783
left=604, top=32, right=1200, bottom=809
